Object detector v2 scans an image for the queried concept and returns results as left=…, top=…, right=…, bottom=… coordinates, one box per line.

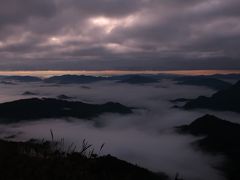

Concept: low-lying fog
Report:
left=1, top=79, right=236, bottom=180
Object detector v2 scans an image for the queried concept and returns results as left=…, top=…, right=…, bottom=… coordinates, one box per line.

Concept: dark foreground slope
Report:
left=0, top=139, right=168, bottom=180
left=0, top=98, right=132, bottom=123
left=183, top=80, right=240, bottom=112
left=177, top=114, right=240, bottom=180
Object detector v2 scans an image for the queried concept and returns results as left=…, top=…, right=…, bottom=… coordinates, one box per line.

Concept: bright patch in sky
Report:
left=49, top=37, right=62, bottom=44
left=89, top=15, right=136, bottom=34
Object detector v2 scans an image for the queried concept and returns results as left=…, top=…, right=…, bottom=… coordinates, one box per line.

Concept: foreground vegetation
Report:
left=0, top=138, right=168, bottom=180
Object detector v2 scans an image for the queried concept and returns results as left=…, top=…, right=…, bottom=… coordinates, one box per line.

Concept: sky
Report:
left=0, top=0, right=240, bottom=70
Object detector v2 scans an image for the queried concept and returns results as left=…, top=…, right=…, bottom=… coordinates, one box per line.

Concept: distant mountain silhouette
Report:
left=0, top=81, right=16, bottom=85
left=44, top=75, right=106, bottom=84
left=22, top=91, right=39, bottom=96
left=0, top=98, right=132, bottom=123
left=183, top=80, right=240, bottom=112
left=1, top=76, right=42, bottom=82
left=174, top=76, right=231, bottom=90
left=208, top=74, right=240, bottom=81
left=81, top=85, right=91, bottom=89
left=57, top=94, right=74, bottom=100
left=44, top=74, right=161, bottom=85
left=177, top=114, right=240, bottom=180
left=117, top=75, right=159, bottom=84
left=170, top=98, right=192, bottom=103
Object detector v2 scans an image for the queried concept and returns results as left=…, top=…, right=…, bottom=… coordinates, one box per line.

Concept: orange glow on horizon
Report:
left=0, top=70, right=239, bottom=78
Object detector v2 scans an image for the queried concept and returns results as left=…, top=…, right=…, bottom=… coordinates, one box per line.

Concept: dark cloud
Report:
left=0, top=0, right=239, bottom=70
left=0, top=0, right=56, bottom=28
left=57, top=0, right=145, bottom=17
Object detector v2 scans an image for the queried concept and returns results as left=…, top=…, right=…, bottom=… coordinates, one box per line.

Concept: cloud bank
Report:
left=0, top=80, right=227, bottom=180
left=0, top=0, right=239, bottom=70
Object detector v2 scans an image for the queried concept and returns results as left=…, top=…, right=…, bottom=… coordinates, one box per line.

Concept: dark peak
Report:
left=186, top=114, right=240, bottom=136
left=0, top=81, right=16, bottom=85
left=51, top=74, right=82, bottom=77
left=44, top=74, right=105, bottom=84
left=188, top=114, right=221, bottom=127
left=104, top=101, right=121, bottom=105
left=47, top=74, right=100, bottom=78
left=196, top=114, right=220, bottom=121
left=177, top=114, right=240, bottom=179
left=22, top=91, right=38, bottom=96
left=57, top=94, right=73, bottom=100
left=0, top=98, right=132, bottom=122
left=170, top=98, right=191, bottom=103
left=174, top=75, right=231, bottom=90
left=117, top=75, right=159, bottom=84
left=3, top=76, right=42, bottom=82
left=182, top=78, right=240, bottom=112
left=190, top=114, right=227, bottom=125
left=233, top=80, right=240, bottom=87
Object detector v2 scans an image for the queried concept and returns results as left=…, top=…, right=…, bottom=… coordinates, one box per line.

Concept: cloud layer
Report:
left=0, top=0, right=239, bottom=70
left=0, top=80, right=225, bottom=180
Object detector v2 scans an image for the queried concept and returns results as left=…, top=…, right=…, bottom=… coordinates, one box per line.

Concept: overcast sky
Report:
left=0, top=0, right=240, bottom=70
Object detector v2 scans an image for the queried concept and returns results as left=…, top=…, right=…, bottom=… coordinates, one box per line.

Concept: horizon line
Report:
left=0, top=69, right=240, bottom=77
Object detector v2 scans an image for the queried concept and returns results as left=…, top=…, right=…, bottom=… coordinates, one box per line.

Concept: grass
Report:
left=0, top=134, right=169, bottom=180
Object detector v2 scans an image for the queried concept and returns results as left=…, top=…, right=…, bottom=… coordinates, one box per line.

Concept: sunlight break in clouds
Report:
left=49, top=37, right=62, bottom=44
left=89, top=15, right=137, bottom=34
